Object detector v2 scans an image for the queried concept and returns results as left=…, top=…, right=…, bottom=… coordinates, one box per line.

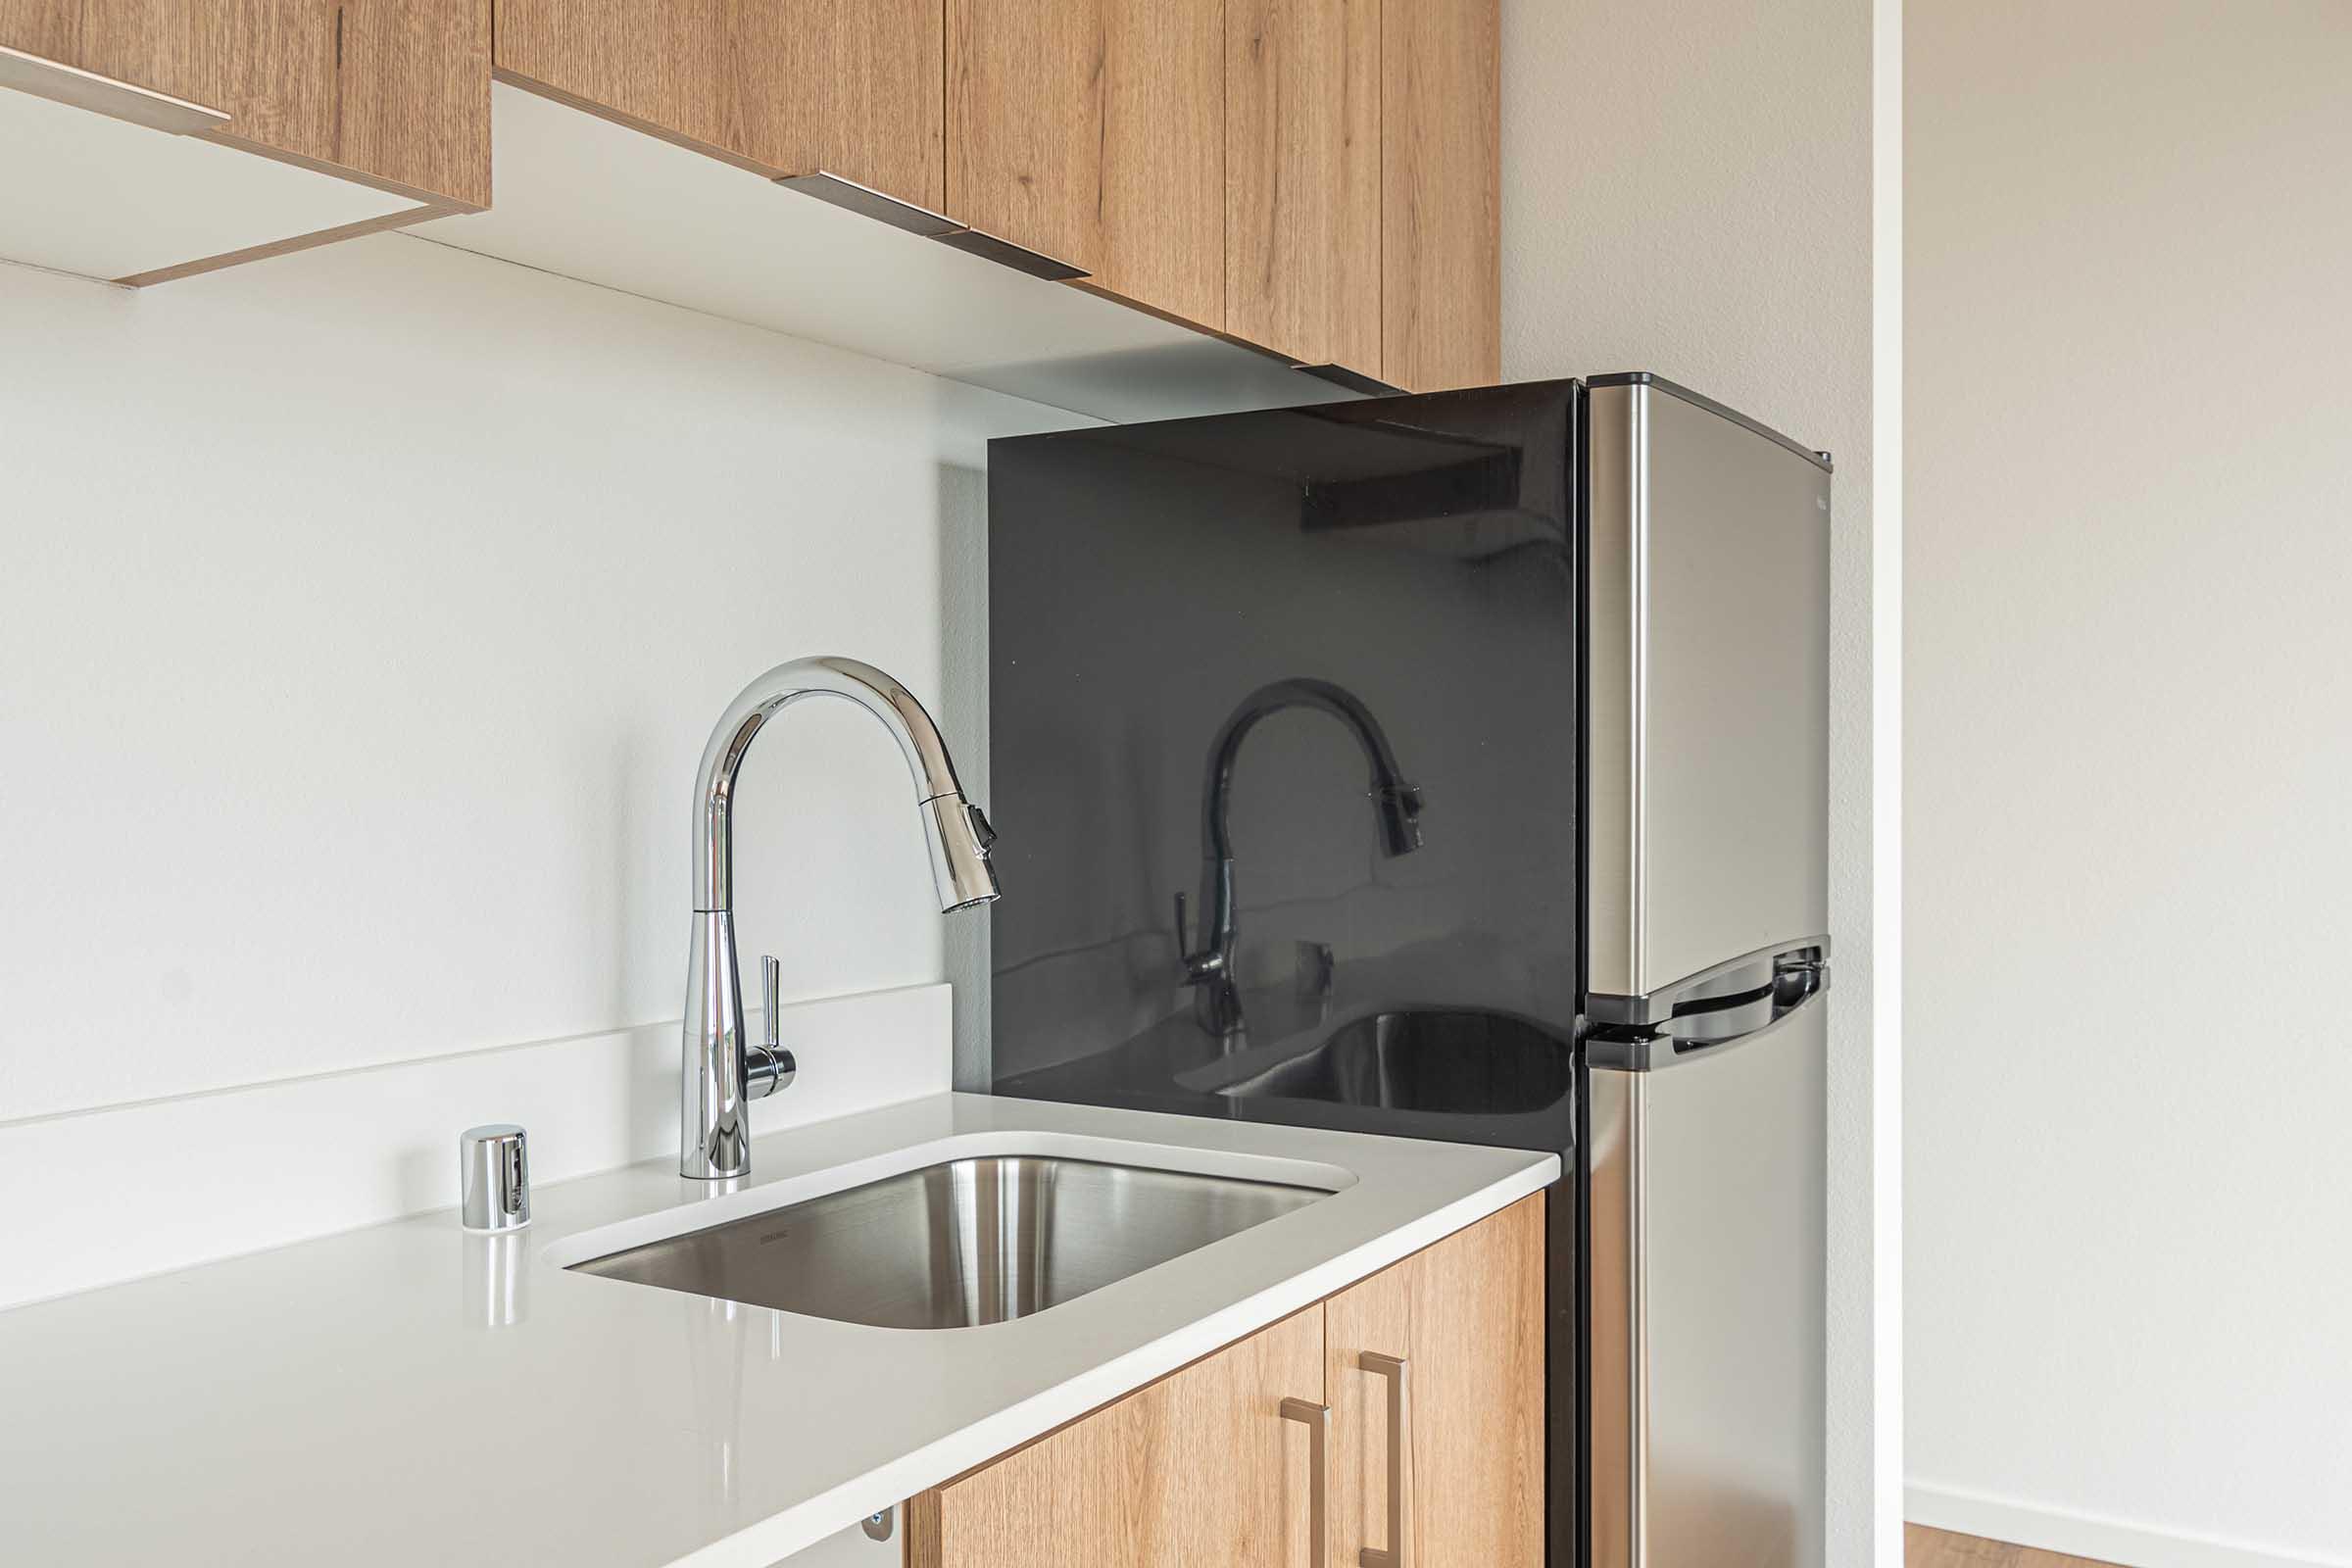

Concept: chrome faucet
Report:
left=681, top=656, right=998, bottom=1180
left=1174, top=678, right=1423, bottom=1039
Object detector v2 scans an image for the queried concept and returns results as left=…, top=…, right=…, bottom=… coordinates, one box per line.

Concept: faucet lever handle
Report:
left=749, top=955, right=796, bottom=1100
left=1173, top=892, right=1226, bottom=984
left=760, top=956, right=782, bottom=1051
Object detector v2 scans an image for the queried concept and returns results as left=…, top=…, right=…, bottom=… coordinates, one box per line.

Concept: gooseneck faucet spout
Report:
left=681, top=656, right=998, bottom=1180
left=1175, top=678, right=1423, bottom=1038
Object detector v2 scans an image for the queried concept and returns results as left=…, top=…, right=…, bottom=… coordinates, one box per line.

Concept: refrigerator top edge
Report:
left=1585, top=371, right=1835, bottom=471
left=982, top=377, right=1588, bottom=456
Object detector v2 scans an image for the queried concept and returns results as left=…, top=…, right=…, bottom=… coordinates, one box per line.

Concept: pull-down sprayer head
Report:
left=920, top=793, right=1001, bottom=912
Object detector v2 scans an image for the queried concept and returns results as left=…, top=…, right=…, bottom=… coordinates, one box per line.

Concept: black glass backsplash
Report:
left=985, top=381, right=1583, bottom=1152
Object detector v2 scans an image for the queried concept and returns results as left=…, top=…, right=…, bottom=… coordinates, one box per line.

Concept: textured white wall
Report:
left=1499, top=1, right=1887, bottom=1562
left=1906, top=5, right=2352, bottom=1566
left=0, top=236, right=1068, bottom=1274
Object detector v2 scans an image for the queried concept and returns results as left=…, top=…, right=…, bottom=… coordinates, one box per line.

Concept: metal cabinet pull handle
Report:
left=1357, top=1352, right=1411, bottom=1568
left=1281, top=1397, right=1330, bottom=1568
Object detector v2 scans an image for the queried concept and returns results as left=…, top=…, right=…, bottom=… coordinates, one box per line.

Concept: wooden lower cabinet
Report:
left=906, top=1306, right=1323, bottom=1568
left=906, top=1194, right=1544, bottom=1568
left=1325, top=1193, right=1545, bottom=1568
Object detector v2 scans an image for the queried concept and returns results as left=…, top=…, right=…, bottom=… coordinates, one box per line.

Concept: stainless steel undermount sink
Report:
left=567, top=1155, right=1332, bottom=1330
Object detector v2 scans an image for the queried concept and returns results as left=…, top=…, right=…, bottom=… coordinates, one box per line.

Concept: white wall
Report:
left=1906, top=5, right=2352, bottom=1566
left=0, top=235, right=1072, bottom=1300
left=1499, top=2, right=1890, bottom=1563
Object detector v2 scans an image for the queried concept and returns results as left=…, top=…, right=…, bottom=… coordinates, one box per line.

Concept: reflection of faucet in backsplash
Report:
left=1173, top=679, right=1423, bottom=1042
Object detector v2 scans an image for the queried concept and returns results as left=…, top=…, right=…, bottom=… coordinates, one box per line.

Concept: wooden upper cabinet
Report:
left=1323, top=1193, right=1544, bottom=1568
left=1225, top=0, right=1380, bottom=376
left=66, top=2, right=338, bottom=163
left=908, top=1306, right=1323, bottom=1568
left=334, top=1, right=493, bottom=209
left=949, top=0, right=1225, bottom=330
left=1, top=0, right=490, bottom=210
left=493, top=0, right=945, bottom=211
left=1382, top=0, right=1500, bottom=391
left=9, top=1, right=1498, bottom=377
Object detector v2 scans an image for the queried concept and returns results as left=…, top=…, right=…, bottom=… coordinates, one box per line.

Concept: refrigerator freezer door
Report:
left=1588, top=992, right=1829, bottom=1568
left=1586, top=377, right=1832, bottom=1003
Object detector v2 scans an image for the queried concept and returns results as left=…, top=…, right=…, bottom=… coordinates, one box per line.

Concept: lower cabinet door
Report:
left=907, top=1306, right=1327, bottom=1568
left=1323, top=1194, right=1545, bottom=1568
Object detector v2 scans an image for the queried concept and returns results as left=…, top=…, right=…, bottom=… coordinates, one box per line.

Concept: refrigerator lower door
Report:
left=1588, top=991, right=1828, bottom=1568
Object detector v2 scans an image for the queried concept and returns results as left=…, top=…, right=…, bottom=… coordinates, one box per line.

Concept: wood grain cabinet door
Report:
left=1323, top=1195, right=1544, bottom=1568
left=336, top=0, right=492, bottom=209
left=948, top=0, right=1225, bottom=331
left=494, top=0, right=946, bottom=211
left=1381, top=0, right=1499, bottom=391
left=908, top=1306, right=1326, bottom=1568
left=1, top=0, right=490, bottom=209
left=1225, top=0, right=1380, bottom=375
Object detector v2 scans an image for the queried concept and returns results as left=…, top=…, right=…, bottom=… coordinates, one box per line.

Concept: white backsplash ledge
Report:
left=0, top=982, right=952, bottom=1312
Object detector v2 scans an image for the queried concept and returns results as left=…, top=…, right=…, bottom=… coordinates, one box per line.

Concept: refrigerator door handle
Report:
left=1584, top=937, right=1829, bottom=1070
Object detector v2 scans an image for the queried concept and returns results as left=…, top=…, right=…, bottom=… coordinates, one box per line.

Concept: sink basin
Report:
left=566, top=1155, right=1331, bottom=1329
left=1215, top=1008, right=1574, bottom=1115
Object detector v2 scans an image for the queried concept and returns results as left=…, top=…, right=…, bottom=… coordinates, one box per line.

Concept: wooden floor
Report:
left=1907, top=1524, right=2120, bottom=1567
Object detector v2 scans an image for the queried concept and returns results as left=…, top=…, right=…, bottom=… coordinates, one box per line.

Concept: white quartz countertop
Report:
left=0, top=1093, right=1557, bottom=1568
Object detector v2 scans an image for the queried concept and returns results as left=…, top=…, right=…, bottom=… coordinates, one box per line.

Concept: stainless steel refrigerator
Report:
left=1577, top=374, right=1829, bottom=1568
left=984, top=373, right=1832, bottom=1567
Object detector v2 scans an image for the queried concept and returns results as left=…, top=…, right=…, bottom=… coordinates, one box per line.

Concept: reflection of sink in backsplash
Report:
left=1158, top=939, right=1576, bottom=1130
left=1199, top=938, right=1568, bottom=1052
left=1172, top=1001, right=1362, bottom=1093
left=992, top=936, right=1578, bottom=1152
left=1177, top=1003, right=1574, bottom=1115
left=992, top=917, right=1570, bottom=1092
